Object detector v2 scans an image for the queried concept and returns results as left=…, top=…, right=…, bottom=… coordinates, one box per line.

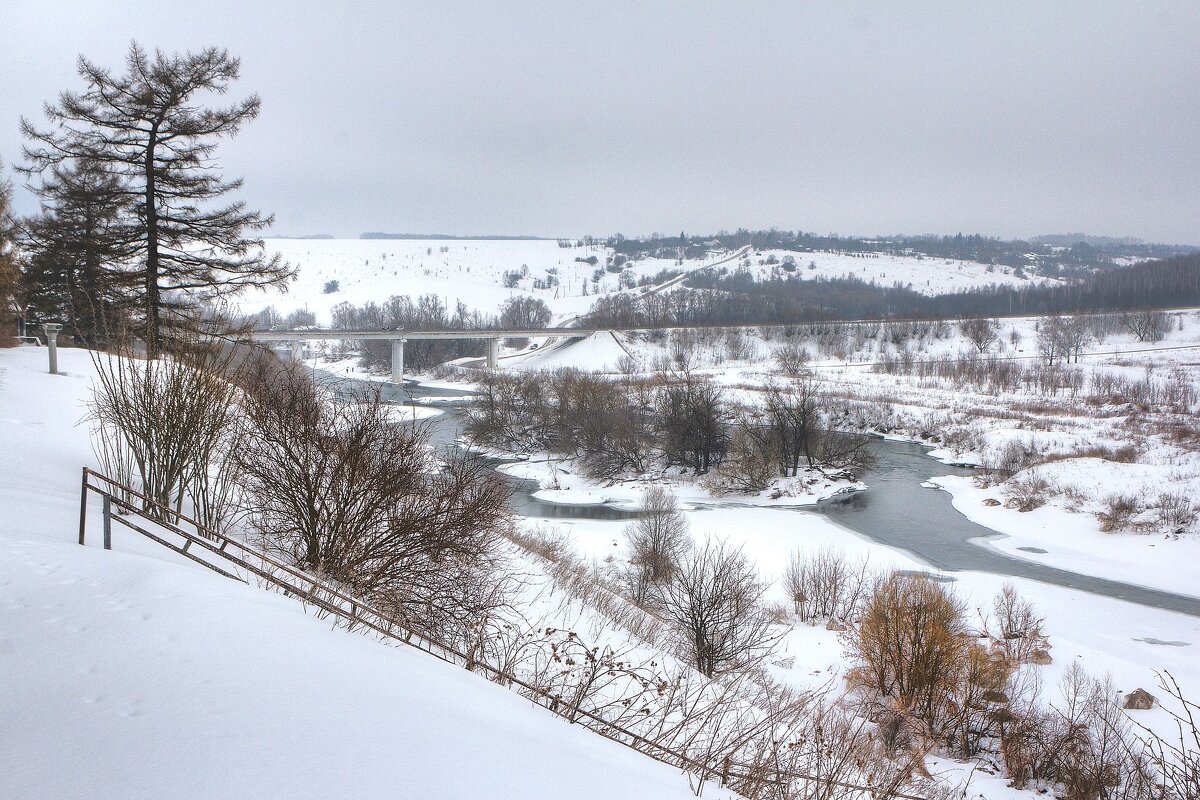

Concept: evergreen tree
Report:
left=22, top=160, right=138, bottom=345
left=0, top=163, right=18, bottom=346
left=21, top=42, right=293, bottom=356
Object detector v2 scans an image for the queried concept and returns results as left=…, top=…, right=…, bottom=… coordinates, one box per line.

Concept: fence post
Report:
left=78, top=469, right=88, bottom=546
left=102, top=495, right=112, bottom=550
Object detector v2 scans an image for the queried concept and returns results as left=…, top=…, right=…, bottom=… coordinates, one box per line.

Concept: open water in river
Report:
left=366, top=374, right=1200, bottom=618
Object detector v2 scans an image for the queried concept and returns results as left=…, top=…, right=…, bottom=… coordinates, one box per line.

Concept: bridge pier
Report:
left=486, top=338, right=498, bottom=369
left=390, top=338, right=406, bottom=384
left=291, top=340, right=304, bottom=362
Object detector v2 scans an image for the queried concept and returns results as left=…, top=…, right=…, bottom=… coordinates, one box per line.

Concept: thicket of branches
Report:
left=467, top=368, right=873, bottom=488
left=235, top=360, right=513, bottom=642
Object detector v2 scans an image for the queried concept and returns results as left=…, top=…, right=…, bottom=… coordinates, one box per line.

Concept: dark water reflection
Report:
left=344, top=370, right=1200, bottom=617
left=810, top=439, right=1200, bottom=617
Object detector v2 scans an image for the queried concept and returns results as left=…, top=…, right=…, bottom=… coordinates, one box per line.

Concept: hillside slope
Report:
left=249, top=238, right=1043, bottom=327
left=0, top=347, right=725, bottom=800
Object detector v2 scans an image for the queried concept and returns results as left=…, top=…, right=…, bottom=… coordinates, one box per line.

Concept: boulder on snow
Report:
left=825, top=619, right=851, bottom=632
left=1123, top=688, right=1155, bottom=710
left=982, top=498, right=1002, bottom=507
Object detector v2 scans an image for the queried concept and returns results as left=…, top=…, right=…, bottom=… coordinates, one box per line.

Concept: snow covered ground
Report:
left=7, top=251, right=1200, bottom=797
left=0, top=346, right=728, bottom=800
left=247, top=237, right=1045, bottom=327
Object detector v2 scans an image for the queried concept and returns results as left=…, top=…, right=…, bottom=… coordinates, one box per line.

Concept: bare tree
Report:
left=657, top=370, right=729, bottom=474
left=661, top=538, right=778, bottom=677
left=1039, top=315, right=1092, bottom=365
left=959, top=317, right=999, bottom=353
left=1120, top=310, right=1170, bottom=343
left=621, top=486, right=691, bottom=606
left=763, top=379, right=821, bottom=476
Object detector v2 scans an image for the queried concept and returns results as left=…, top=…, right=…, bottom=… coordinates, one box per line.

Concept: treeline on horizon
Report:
left=608, top=229, right=1196, bottom=275
left=360, top=232, right=552, bottom=241
left=586, top=252, right=1200, bottom=328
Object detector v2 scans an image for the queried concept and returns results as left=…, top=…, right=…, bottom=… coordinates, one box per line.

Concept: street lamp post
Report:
left=42, top=323, right=63, bottom=375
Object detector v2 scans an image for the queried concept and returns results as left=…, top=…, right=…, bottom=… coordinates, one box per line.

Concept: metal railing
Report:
left=77, top=466, right=927, bottom=799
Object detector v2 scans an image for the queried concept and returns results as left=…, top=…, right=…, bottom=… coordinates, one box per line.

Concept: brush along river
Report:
left=358, top=373, right=1200, bottom=619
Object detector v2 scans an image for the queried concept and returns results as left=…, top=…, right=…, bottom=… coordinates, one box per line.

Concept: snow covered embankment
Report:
left=0, top=346, right=723, bottom=800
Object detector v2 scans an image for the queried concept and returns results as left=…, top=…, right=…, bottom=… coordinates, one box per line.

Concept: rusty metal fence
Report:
left=77, top=466, right=926, bottom=799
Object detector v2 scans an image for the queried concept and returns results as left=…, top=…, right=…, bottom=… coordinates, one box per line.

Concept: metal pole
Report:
left=102, top=495, right=112, bottom=550
left=78, top=469, right=89, bottom=546
left=42, top=323, right=62, bottom=374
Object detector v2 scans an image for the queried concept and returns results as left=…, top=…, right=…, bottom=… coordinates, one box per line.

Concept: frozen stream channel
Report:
left=368, top=375, right=1200, bottom=618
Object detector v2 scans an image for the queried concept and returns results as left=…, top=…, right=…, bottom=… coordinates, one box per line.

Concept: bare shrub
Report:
left=984, top=583, right=1048, bottom=665
left=980, top=438, right=1043, bottom=483
left=88, top=340, right=239, bottom=521
left=773, top=341, right=810, bottom=376
left=1129, top=673, right=1200, bottom=800
left=237, top=363, right=513, bottom=641
left=782, top=547, right=872, bottom=623
left=846, top=573, right=969, bottom=726
left=1097, top=492, right=1144, bottom=532
left=1002, top=663, right=1154, bottom=800
left=1152, top=492, right=1198, bottom=533
left=621, top=487, right=691, bottom=606
left=705, top=418, right=776, bottom=494
left=661, top=538, right=778, bottom=677
left=1003, top=471, right=1053, bottom=512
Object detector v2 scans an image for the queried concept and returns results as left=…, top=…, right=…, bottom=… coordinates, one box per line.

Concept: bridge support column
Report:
left=391, top=338, right=406, bottom=384
left=291, top=340, right=304, bottom=362
left=486, top=338, right=499, bottom=369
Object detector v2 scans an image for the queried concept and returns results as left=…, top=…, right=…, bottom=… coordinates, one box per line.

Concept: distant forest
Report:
left=606, top=229, right=1196, bottom=277
left=361, top=232, right=551, bottom=241
left=586, top=252, right=1200, bottom=328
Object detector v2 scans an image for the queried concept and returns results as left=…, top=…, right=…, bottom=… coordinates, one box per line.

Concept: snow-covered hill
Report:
left=0, top=347, right=722, bottom=800
left=248, top=238, right=1050, bottom=328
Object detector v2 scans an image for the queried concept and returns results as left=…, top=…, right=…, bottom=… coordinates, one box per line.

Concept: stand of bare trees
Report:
left=236, top=361, right=513, bottom=642
left=468, top=369, right=873, bottom=490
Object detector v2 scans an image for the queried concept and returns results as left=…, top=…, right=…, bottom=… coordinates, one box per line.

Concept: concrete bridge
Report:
left=249, top=327, right=601, bottom=382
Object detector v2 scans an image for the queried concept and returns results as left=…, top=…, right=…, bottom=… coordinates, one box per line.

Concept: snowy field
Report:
left=246, top=237, right=1045, bottom=327
left=6, top=241, right=1200, bottom=797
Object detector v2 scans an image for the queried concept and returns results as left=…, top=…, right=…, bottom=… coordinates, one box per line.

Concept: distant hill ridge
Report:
left=361, top=232, right=553, bottom=241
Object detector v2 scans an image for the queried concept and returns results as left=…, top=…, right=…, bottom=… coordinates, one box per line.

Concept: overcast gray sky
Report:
left=2, top=1, right=1197, bottom=243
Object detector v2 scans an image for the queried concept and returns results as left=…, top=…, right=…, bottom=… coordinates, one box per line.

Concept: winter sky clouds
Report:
left=2, top=1, right=1197, bottom=242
